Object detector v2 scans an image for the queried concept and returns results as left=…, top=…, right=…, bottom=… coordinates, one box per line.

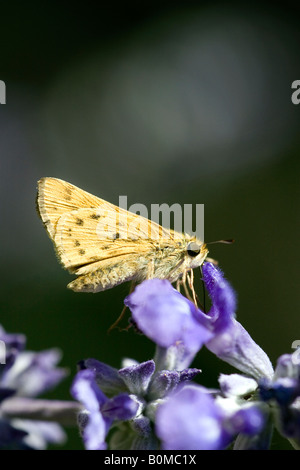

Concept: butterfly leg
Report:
left=107, top=281, right=136, bottom=333
left=182, top=270, right=190, bottom=299
left=177, top=270, right=194, bottom=303
left=186, top=269, right=199, bottom=306
left=176, top=274, right=184, bottom=294
left=146, top=259, right=155, bottom=279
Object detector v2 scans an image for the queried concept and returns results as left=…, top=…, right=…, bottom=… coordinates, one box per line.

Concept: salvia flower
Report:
left=70, top=262, right=300, bottom=449
left=0, top=325, right=73, bottom=449
left=156, top=383, right=265, bottom=450
left=71, top=357, right=202, bottom=450
left=124, top=279, right=213, bottom=370
left=259, top=354, right=300, bottom=449
left=71, top=368, right=139, bottom=450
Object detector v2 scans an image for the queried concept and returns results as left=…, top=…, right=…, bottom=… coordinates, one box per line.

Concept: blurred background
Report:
left=0, top=1, right=299, bottom=449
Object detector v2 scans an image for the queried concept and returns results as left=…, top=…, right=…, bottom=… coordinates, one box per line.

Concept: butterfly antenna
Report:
left=206, top=239, right=235, bottom=245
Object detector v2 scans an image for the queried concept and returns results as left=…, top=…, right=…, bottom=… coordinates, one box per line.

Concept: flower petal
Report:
left=101, top=393, right=139, bottom=421
left=156, top=384, right=231, bottom=450
left=125, top=279, right=212, bottom=361
left=219, top=374, right=257, bottom=397
left=207, top=320, right=274, bottom=380
left=2, top=349, right=67, bottom=397
left=71, top=369, right=106, bottom=412
left=230, top=406, right=265, bottom=435
left=0, top=326, right=26, bottom=378
left=201, top=262, right=236, bottom=332
left=11, top=420, right=66, bottom=450
left=71, top=369, right=109, bottom=450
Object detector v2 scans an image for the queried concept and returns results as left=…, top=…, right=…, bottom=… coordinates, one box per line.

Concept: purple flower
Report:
left=230, top=407, right=265, bottom=436
left=217, top=373, right=274, bottom=449
left=78, top=358, right=127, bottom=396
left=206, top=320, right=274, bottom=380
left=125, top=278, right=213, bottom=368
left=259, top=354, right=300, bottom=447
left=0, top=325, right=25, bottom=380
left=156, top=384, right=264, bottom=450
left=125, top=263, right=273, bottom=380
left=71, top=264, right=298, bottom=450
left=156, top=385, right=230, bottom=450
left=73, top=357, right=202, bottom=449
left=71, top=369, right=139, bottom=450
left=4, top=420, right=66, bottom=450
left=260, top=354, right=300, bottom=406
left=219, top=373, right=258, bottom=397
left=0, top=325, right=68, bottom=449
left=200, top=263, right=274, bottom=380
left=1, top=349, right=67, bottom=397
left=200, top=262, right=237, bottom=332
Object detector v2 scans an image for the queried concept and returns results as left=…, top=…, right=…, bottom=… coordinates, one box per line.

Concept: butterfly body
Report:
left=37, top=178, right=208, bottom=293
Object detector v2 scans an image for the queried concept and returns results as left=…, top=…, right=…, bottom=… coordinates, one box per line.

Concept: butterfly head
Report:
left=185, top=239, right=208, bottom=269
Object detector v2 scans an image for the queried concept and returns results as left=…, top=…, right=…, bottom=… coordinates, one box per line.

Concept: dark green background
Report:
left=0, top=1, right=299, bottom=449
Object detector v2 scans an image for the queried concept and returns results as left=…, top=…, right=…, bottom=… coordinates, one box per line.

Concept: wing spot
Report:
left=75, top=240, right=80, bottom=246
left=90, top=214, right=101, bottom=220
left=76, top=218, right=84, bottom=226
left=79, top=249, right=86, bottom=255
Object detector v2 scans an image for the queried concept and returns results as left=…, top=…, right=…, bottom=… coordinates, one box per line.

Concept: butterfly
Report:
left=36, top=177, right=210, bottom=301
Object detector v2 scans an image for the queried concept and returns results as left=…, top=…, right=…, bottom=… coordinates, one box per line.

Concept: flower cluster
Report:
left=70, top=262, right=300, bottom=450
left=0, top=326, right=77, bottom=449
left=2, top=261, right=299, bottom=449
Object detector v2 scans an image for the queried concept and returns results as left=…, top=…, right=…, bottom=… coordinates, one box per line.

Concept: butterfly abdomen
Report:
left=67, top=259, right=142, bottom=293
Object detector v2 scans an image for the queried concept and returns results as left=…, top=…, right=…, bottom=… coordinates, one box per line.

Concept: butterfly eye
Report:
left=187, top=242, right=201, bottom=257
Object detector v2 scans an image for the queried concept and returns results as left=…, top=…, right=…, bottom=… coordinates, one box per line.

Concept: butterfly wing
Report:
left=37, top=177, right=114, bottom=239
left=54, top=207, right=152, bottom=273
left=37, top=177, right=186, bottom=292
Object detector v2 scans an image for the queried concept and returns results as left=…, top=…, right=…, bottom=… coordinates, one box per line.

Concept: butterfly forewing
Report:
left=37, top=177, right=207, bottom=294
left=37, top=177, right=112, bottom=239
